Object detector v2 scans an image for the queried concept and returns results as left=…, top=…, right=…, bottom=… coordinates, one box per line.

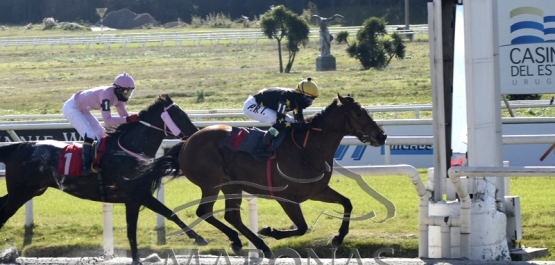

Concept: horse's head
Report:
left=338, top=94, right=387, bottom=147
left=155, top=94, right=199, bottom=139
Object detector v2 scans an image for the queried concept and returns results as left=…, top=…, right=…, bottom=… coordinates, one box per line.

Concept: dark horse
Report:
left=0, top=94, right=206, bottom=264
left=140, top=94, right=387, bottom=258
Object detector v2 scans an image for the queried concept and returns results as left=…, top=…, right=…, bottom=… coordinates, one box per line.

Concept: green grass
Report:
left=1, top=27, right=555, bottom=259
left=0, top=40, right=440, bottom=119
left=0, top=37, right=551, bottom=119
left=1, top=174, right=554, bottom=260
left=0, top=175, right=423, bottom=258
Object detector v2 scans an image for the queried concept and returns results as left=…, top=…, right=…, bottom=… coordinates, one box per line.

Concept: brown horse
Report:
left=139, top=94, right=387, bottom=258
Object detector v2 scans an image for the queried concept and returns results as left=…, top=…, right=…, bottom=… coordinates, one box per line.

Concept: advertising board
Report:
left=495, top=0, right=555, bottom=94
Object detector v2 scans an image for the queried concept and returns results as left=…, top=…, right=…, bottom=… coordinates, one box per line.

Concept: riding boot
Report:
left=262, top=132, right=276, bottom=148
left=82, top=135, right=94, bottom=176
left=263, top=126, right=279, bottom=148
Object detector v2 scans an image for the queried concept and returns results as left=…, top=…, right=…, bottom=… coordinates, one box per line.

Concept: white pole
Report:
left=25, top=200, right=33, bottom=227
left=384, top=146, right=391, bottom=165
left=156, top=148, right=165, bottom=230
left=430, top=0, right=447, bottom=202
left=246, top=194, right=259, bottom=259
left=102, top=203, right=114, bottom=257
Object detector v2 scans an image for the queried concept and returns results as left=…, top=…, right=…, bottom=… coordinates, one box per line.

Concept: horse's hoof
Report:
left=131, top=259, right=143, bottom=265
left=331, top=236, right=343, bottom=248
left=195, top=236, right=209, bottom=246
left=258, top=226, right=272, bottom=236
left=230, top=243, right=243, bottom=256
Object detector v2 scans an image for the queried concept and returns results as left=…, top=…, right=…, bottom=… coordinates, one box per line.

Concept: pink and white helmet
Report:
left=113, top=72, right=135, bottom=89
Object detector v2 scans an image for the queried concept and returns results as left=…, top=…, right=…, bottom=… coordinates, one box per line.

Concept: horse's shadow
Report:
left=23, top=225, right=33, bottom=249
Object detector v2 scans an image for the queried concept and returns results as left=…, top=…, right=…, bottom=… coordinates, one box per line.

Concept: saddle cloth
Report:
left=57, top=136, right=108, bottom=176
left=219, top=127, right=285, bottom=162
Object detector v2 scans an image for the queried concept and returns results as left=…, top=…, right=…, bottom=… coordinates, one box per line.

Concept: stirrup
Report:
left=82, top=167, right=92, bottom=176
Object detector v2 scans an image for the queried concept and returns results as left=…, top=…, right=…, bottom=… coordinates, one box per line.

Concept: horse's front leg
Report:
left=125, top=202, right=142, bottom=265
left=258, top=198, right=309, bottom=240
left=309, top=186, right=352, bottom=247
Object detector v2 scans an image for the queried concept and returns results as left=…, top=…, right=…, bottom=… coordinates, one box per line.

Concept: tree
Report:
left=339, top=17, right=405, bottom=69
left=260, top=5, right=310, bottom=73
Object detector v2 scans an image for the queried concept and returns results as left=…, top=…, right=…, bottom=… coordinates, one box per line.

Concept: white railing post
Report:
left=25, top=200, right=33, bottom=227
left=245, top=194, right=259, bottom=259
left=102, top=203, right=114, bottom=257
left=155, top=148, right=166, bottom=244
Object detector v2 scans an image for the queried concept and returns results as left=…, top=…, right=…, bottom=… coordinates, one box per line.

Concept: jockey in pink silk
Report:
left=62, top=72, right=140, bottom=175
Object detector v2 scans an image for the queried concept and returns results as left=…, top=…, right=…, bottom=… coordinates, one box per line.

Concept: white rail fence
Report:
left=0, top=99, right=550, bottom=123
left=0, top=25, right=429, bottom=50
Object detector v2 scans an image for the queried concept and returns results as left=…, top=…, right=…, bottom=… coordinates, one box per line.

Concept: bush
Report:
left=190, top=15, right=203, bottom=28
left=205, top=12, right=232, bottom=28
left=344, top=17, right=405, bottom=69
left=42, top=17, right=58, bottom=30
left=196, top=90, right=205, bottom=103
left=59, top=22, right=88, bottom=31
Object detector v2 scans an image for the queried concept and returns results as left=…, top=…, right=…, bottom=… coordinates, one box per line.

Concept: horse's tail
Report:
left=165, top=141, right=185, bottom=177
left=0, top=143, right=23, bottom=162
left=136, top=141, right=185, bottom=194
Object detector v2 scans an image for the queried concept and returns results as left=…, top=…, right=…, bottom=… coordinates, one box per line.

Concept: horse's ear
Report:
left=159, top=94, right=173, bottom=106
left=337, top=93, right=348, bottom=105
left=166, top=95, right=174, bottom=104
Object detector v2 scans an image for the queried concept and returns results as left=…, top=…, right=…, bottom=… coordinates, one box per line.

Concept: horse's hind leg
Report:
left=221, top=186, right=273, bottom=258
left=0, top=192, right=38, bottom=229
left=309, top=186, right=352, bottom=247
left=140, top=194, right=208, bottom=245
left=0, top=195, right=10, bottom=228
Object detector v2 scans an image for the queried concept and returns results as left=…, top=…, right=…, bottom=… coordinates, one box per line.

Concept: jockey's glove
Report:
left=126, top=114, right=140, bottom=123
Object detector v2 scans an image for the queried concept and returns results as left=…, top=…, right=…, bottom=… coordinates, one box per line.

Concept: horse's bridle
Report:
left=117, top=103, right=183, bottom=162
left=344, top=106, right=373, bottom=143
left=140, top=103, right=184, bottom=138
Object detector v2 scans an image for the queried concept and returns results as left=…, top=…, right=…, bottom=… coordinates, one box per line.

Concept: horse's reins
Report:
left=117, top=103, right=182, bottom=162
left=292, top=117, right=322, bottom=150
left=291, top=105, right=368, bottom=150
left=290, top=106, right=366, bottom=164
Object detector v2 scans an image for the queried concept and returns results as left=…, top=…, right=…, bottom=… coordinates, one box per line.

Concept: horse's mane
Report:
left=308, top=96, right=359, bottom=127
left=104, top=98, right=164, bottom=137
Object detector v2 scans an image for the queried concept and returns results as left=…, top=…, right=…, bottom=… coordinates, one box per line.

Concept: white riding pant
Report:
left=62, top=96, right=106, bottom=140
left=242, top=95, right=295, bottom=125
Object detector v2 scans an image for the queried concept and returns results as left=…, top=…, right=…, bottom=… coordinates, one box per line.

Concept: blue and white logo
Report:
left=509, top=7, right=555, bottom=44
